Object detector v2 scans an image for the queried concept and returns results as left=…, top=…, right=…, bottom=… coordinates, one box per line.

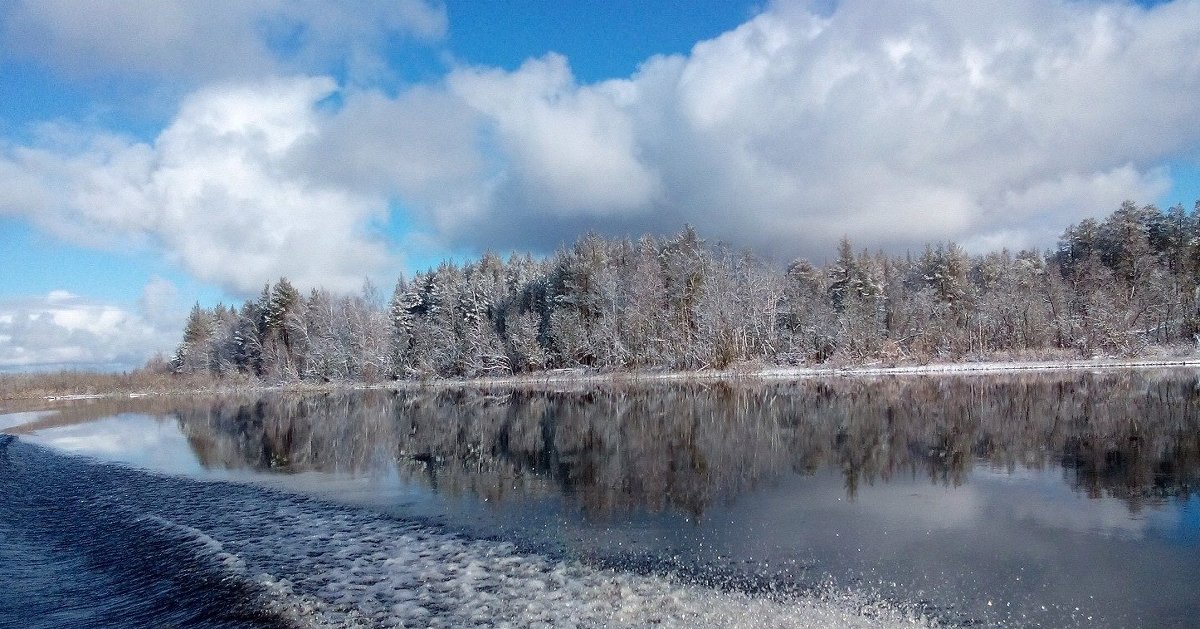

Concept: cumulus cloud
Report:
left=0, top=0, right=447, bottom=82
left=0, top=78, right=393, bottom=294
left=0, top=280, right=183, bottom=371
left=425, top=0, right=1200, bottom=257
left=293, top=86, right=484, bottom=214
left=449, top=55, right=662, bottom=219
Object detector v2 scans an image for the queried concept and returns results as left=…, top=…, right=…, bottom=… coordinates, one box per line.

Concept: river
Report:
left=2, top=369, right=1197, bottom=627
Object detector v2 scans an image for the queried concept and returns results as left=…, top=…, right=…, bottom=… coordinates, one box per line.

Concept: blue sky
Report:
left=1, top=0, right=1199, bottom=370
left=442, top=1, right=762, bottom=82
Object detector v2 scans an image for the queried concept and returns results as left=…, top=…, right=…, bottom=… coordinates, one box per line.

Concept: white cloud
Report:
left=0, top=281, right=184, bottom=371
left=963, top=164, right=1171, bottom=253
left=0, top=0, right=447, bottom=82
left=45, top=290, right=76, bottom=304
left=448, top=55, right=662, bottom=220
left=292, top=86, right=484, bottom=219
left=0, top=78, right=393, bottom=294
left=418, top=0, right=1200, bottom=257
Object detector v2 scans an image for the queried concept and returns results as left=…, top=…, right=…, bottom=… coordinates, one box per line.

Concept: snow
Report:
left=393, top=357, right=1200, bottom=391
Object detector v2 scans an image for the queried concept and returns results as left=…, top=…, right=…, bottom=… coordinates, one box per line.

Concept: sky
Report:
left=1, top=0, right=1199, bottom=371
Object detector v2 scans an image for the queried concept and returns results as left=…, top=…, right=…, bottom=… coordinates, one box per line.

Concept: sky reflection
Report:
left=21, top=414, right=208, bottom=476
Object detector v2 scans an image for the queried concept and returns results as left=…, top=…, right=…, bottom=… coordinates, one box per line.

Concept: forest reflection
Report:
left=172, top=371, right=1200, bottom=518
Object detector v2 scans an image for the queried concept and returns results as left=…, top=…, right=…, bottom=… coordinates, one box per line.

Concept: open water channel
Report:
left=1, top=369, right=1197, bottom=627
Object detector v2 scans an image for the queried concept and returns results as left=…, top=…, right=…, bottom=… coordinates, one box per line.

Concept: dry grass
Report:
left=0, top=369, right=247, bottom=404
left=0, top=368, right=362, bottom=416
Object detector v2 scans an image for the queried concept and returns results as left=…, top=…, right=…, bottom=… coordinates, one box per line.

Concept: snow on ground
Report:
left=401, top=356, right=1200, bottom=391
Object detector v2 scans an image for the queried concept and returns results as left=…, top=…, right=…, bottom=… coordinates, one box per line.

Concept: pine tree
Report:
left=172, top=303, right=213, bottom=374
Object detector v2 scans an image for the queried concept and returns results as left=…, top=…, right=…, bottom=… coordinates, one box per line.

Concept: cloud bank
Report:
left=0, top=280, right=183, bottom=371
left=436, top=0, right=1196, bottom=255
left=0, top=0, right=447, bottom=82
left=1, top=78, right=392, bottom=294
left=2, top=0, right=1200, bottom=303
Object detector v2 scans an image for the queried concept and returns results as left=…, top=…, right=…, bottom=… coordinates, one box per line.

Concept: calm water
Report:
left=2, top=370, right=1198, bottom=627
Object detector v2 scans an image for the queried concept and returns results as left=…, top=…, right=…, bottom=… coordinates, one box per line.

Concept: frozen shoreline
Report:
left=751, top=356, right=1200, bottom=378
left=408, top=355, right=1200, bottom=390
left=3, top=355, right=1198, bottom=411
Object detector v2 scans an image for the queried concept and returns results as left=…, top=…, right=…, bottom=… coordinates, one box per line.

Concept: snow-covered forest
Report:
left=171, top=201, right=1200, bottom=382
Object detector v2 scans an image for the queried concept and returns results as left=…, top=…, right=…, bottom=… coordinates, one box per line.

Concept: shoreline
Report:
left=3, top=355, right=1198, bottom=412
left=401, top=356, right=1200, bottom=390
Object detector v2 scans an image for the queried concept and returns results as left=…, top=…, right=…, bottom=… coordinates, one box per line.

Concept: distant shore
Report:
left=392, top=355, right=1200, bottom=391
left=3, top=353, right=1198, bottom=413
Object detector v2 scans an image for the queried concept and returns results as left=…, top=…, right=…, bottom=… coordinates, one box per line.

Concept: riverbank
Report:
left=3, top=350, right=1199, bottom=413
left=389, top=355, right=1200, bottom=392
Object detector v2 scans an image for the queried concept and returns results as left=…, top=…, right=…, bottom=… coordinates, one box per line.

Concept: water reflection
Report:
left=164, top=370, right=1200, bottom=518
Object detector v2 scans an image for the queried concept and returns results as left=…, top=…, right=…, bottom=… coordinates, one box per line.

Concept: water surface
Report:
left=3, top=369, right=1198, bottom=627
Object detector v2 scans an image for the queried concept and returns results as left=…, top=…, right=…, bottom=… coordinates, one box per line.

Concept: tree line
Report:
left=172, top=200, right=1200, bottom=381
